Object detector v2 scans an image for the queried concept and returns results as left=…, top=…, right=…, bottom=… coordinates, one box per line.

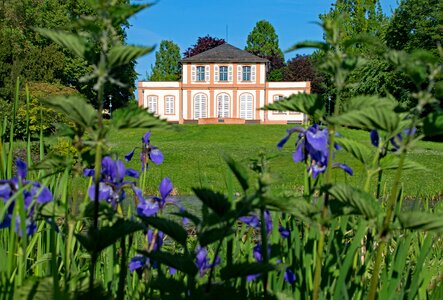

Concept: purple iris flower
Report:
left=279, top=226, right=290, bottom=239
left=0, top=159, right=53, bottom=237
left=129, top=255, right=148, bottom=272
left=125, top=131, right=164, bottom=171
left=239, top=210, right=273, bottom=235
left=137, top=177, right=174, bottom=217
left=284, top=268, right=296, bottom=284
left=370, top=130, right=379, bottom=147
left=84, top=156, right=139, bottom=207
left=147, top=229, right=164, bottom=252
left=195, top=246, right=221, bottom=277
left=247, top=243, right=272, bottom=281
left=278, top=124, right=352, bottom=179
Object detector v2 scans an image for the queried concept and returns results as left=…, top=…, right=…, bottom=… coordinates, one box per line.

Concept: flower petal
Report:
left=292, top=142, right=305, bottom=162
left=125, top=149, right=136, bottom=162
left=125, top=168, right=139, bottom=179
left=149, top=147, right=164, bottom=165
left=159, top=177, right=173, bottom=200
left=279, top=226, right=290, bottom=239
left=332, top=163, right=353, bottom=176
left=284, top=268, right=296, bottom=284
left=16, top=158, right=27, bottom=179
left=83, top=168, right=95, bottom=177
left=142, top=131, right=151, bottom=144
left=370, top=130, right=379, bottom=147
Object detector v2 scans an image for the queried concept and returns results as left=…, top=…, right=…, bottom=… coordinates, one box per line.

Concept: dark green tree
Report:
left=386, top=0, right=443, bottom=53
left=149, top=40, right=181, bottom=81
left=245, top=20, right=285, bottom=80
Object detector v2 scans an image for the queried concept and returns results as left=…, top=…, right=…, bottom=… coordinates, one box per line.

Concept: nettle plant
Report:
left=0, top=3, right=442, bottom=300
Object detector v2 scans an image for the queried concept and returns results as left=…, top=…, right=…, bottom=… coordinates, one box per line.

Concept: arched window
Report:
left=147, top=96, right=157, bottom=114
left=239, top=93, right=253, bottom=120
left=217, top=93, right=230, bottom=118
left=194, top=94, right=207, bottom=119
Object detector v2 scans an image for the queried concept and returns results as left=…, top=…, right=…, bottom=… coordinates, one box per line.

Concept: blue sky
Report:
left=127, top=0, right=399, bottom=85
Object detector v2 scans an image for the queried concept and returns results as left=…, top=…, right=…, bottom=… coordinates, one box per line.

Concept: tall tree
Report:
left=386, top=0, right=443, bottom=53
left=245, top=20, right=285, bottom=80
left=0, top=0, right=137, bottom=109
left=149, top=40, right=181, bottom=81
left=283, top=55, right=326, bottom=95
left=183, top=35, right=225, bottom=58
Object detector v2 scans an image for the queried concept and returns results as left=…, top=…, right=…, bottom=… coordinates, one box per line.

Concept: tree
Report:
left=283, top=55, right=326, bottom=95
left=183, top=35, right=225, bottom=58
left=245, top=20, right=285, bottom=80
left=386, top=0, right=443, bottom=53
left=149, top=40, right=181, bottom=81
left=0, top=0, right=137, bottom=109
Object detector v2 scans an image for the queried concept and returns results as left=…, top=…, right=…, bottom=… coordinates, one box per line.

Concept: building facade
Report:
left=138, top=43, right=310, bottom=124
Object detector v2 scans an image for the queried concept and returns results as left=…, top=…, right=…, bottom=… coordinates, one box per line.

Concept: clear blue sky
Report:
left=127, top=0, right=399, bottom=87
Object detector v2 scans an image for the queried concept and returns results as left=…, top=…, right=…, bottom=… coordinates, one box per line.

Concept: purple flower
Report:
left=125, top=131, right=164, bottom=171
left=278, top=124, right=352, bottom=178
left=239, top=210, right=272, bottom=235
left=137, top=177, right=174, bottom=217
left=147, top=229, right=164, bottom=252
left=0, top=160, right=53, bottom=237
left=195, top=246, right=220, bottom=277
left=279, top=226, right=290, bottom=239
left=284, top=268, right=296, bottom=284
left=129, top=255, right=148, bottom=272
left=85, top=156, right=140, bottom=207
left=370, top=130, right=379, bottom=147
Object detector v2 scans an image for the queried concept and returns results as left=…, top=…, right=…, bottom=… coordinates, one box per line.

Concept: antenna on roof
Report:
left=226, top=25, right=228, bottom=42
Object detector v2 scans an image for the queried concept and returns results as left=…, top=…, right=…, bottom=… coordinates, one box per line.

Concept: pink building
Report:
left=138, top=43, right=310, bottom=124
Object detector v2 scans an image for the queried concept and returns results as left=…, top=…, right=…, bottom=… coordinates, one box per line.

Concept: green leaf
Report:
left=263, top=93, right=324, bottom=119
left=192, top=188, right=231, bottom=217
left=222, top=154, right=249, bottom=192
left=286, top=41, right=329, bottom=53
left=398, top=211, right=443, bottom=234
left=111, top=106, right=170, bottom=130
left=328, top=107, right=400, bottom=132
left=108, top=45, right=154, bottom=68
left=40, top=95, right=96, bottom=129
left=34, top=28, right=86, bottom=58
left=335, top=137, right=372, bottom=165
left=139, top=250, right=198, bottom=276
left=75, top=219, right=143, bottom=253
left=423, top=112, right=443, bottom=136
left=31, top=154, right=73, bottom=175
left=264, top=193, right=320, bottom=222
left=325, top=184, right=381, bottom=219
left=140, top=217, right=188, bottom=248
left=380, top=155, right=428, bottom=172
left=220, top=262, right=277, bottom=280
left=198, top=227, right=234, bottom=247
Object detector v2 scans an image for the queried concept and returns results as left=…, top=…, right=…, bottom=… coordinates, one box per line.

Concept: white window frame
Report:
left=217, top=93, right=230, bottom=118
left=147, top=95, right=158, bottom=114
left=239, top=93, right=253, bottom=120
left=196, top=66, right=205, bottom=81
left=194, top=94, right=207, bottom=119
left=165, top=96, right=174, bottom=115
left=242, top=66, right=251, bottom=81
left=219, top=66, right=228, bottom=81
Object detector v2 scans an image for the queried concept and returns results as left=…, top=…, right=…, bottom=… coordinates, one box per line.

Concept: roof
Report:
left=181, top=43, right=268, bottom=64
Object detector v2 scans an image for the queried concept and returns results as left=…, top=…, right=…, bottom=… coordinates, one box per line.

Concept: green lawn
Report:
left=107, top=124, right=443, bottom=199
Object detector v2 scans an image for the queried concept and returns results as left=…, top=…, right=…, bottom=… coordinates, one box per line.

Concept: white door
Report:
left=194, top=94, right=207, bottom=119
left=217, top=94, right=230, bottom=118
left=239, top=93, right=253, bottom=120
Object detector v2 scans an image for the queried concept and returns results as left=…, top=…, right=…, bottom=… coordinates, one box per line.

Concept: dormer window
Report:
left=219, top=66, right=228, bottom=81
left=242, top=66, right=251, bottom=81
left=196, top=66, right=205, bottom=81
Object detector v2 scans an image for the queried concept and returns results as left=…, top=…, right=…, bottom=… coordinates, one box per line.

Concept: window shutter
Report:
left=251, top=65, right=256, bottom=81
left=214, top=65, right=219, bottom=82
left=228, top=65, right=233, bottom=81
left=165, top=96, right=174, bottom=114
left=191, top=65, right=196, bottom=82
left=201, top=95, right=207, bottom=118
left=148, top=96, right=157, bottom=114
left=205, top=65, right=210, bottom=82
left=194, top=95, right=200, bottom=119
left=237, top=65, right=242, bottom=82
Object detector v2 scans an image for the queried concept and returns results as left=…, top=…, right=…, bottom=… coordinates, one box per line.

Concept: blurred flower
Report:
left=129, top=255, right=148, bottom=273
left=279, top=226, right=290, bottom=239
left=125, top=131, right=164, bottom=171
left=137, top=177, right=173, bottom=217
left=0, top=159, right=53, bottom=237
left=284, top=268, right=296, bottom=285
left=239, top=210, right=272, bottom=235
left=195, top=246, right=221, bottom=277
left=277, top=124, right=352, bottom=178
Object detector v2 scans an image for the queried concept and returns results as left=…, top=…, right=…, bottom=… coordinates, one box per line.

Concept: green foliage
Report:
left=149, top=40, right=181, bottom=81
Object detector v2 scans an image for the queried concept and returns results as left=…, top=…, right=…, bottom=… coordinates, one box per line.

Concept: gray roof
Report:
left=181, top=43, right=268, bottom=63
